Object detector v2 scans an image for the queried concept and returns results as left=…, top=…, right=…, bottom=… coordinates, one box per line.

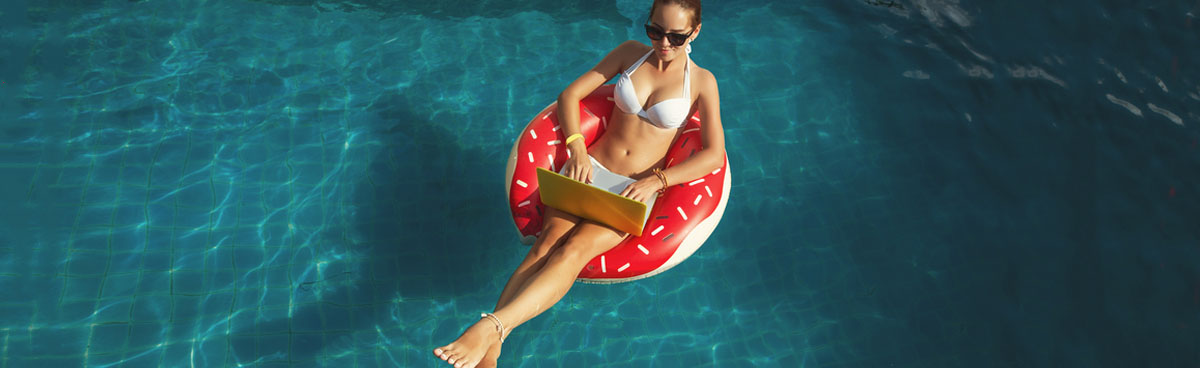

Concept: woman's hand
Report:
left=620, top=177, right=664, bottom=203
left=561, top=154, right=593, bottom=184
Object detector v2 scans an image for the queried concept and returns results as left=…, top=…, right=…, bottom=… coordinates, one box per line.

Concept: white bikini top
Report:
left=613, top=48, right=691, bottom=129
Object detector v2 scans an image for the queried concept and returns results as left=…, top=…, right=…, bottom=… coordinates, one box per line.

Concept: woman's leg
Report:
left=435, top=207, right=583, bottom=368
left=472, top=208, right=580, bottom=367
left=493, top=207, right=580, bottom=311
left=433, top=220, right=626, bottom=368
left=491, top=220, right=625, bottom=327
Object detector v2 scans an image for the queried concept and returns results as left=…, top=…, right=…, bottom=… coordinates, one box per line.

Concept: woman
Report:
left=434, top=1, right=723, bottom=367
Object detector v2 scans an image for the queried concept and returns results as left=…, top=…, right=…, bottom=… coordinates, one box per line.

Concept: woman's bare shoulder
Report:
left=601, top=40, right=648, bottom=73
left=691, top=63, right=718, bottom=92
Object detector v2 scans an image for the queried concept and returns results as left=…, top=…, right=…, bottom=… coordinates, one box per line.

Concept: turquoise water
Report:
left=1, top=0, right=1198, bottom=366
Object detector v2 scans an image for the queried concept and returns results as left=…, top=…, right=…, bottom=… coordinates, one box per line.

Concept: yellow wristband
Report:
left=564, top=133, right=584, bottom=146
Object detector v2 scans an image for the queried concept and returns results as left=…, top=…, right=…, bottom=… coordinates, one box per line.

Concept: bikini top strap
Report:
left=683, top=56, right=691, bottom=97
left=625, top=49, right=655, bottom=75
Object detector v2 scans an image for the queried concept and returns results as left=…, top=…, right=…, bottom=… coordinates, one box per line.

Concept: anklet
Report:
left=480, top=312, right=506, bottom=343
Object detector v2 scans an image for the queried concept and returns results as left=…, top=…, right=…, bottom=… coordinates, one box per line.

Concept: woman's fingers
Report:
left=622, top=182, right=647, bottom=202
left=567, top=161, right=581, bottom=182
left=565, top=157, right=590, bottom=183
left=578, top=160, right=592, bottom=184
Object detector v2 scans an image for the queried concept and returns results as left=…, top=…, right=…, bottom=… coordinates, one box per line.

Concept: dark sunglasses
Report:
left=644, top=17, right=695, bottom=47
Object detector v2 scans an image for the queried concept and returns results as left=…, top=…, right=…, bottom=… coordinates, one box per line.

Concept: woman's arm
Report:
left=659, top=68, right=725, bottom=186
left=557, top=40, right=641, bottom=183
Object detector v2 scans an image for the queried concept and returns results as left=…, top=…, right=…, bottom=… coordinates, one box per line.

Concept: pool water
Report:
left=1, top=0, right=1198, bottom=366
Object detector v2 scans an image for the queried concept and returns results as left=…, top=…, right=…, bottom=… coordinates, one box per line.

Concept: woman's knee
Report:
left=548, top=237, right=602, bottom=264
left=548, top=223, right=625, bottom=264
left=527, top=240, right=554, bottom=261
left=530, top=225, right=572, bottom=259
left=533, top=207, right=580, bottom=255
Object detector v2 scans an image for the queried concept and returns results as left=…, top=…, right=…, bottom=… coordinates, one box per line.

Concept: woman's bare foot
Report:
left=433, top=319, right=501, bottom=368
left=476, top=341, right=503, bottom=368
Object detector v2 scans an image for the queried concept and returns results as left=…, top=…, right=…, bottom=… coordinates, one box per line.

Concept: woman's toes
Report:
left=436, top=347, right=455, bottom=361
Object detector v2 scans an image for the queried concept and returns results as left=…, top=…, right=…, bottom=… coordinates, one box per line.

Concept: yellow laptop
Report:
left=536, top=167, right=657, bottom=236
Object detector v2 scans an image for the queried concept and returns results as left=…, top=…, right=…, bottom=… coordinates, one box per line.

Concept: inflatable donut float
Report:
left=504, top=84, right=731, bottom=284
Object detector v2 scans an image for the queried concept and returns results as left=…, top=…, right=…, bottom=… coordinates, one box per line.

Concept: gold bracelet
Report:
left=652, top=168, right=668, bottom=196
left=564, top=133, right=584, bottom=146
